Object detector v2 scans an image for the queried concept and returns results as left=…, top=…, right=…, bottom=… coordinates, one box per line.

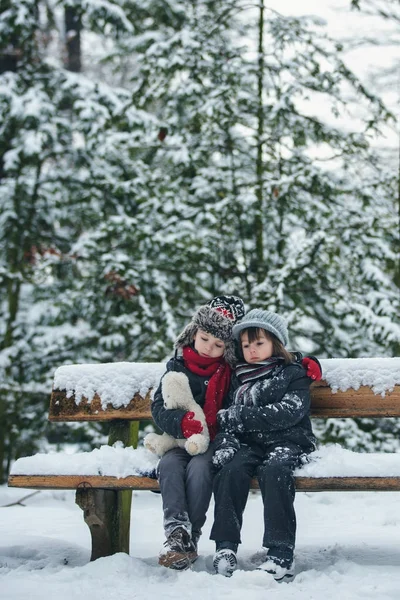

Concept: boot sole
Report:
left=257, top=560, right=295, bottom=582
left=213, top=550, right=237, bottom=577
left=159, top=550, right=198, bottom=570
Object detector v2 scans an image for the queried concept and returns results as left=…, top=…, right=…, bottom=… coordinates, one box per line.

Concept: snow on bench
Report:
left=10, top=443, right=400, bottom=479
left=52, top=357, right=400, bottom=410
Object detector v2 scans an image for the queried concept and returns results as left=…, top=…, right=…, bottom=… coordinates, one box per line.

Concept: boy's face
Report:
left=193, top=329, right=225, bottom=358
left=241, top=330, right=273, bottom=363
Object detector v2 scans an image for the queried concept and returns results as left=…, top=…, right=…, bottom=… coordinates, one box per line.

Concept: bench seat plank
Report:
left=8, top=474, right=400, bottom=492
left=49, top=383, right=400, bottom=421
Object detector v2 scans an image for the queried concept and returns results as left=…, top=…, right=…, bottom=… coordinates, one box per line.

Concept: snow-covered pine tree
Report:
left=0, top=0, right=169, bottom=479
left=118, top=0, right=399, bottom=450
left=124, top=0, right=399, bottom=358
left=47, top=0, right=204, bottom=364
left=348, top=0, right=400, bottom=358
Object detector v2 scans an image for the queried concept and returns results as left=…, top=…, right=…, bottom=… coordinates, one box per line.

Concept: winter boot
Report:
left=158, top=527, right=198, bottom=570
left=257, top=546, right=295, bottom=582
left=213, top=542, right=238, bottom=577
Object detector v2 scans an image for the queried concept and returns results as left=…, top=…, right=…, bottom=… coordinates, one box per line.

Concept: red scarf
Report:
left=182, top=346, right=231, bottom=441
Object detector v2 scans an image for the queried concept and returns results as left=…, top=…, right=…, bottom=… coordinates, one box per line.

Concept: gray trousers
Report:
left=157, top=444, right=214, bottom=539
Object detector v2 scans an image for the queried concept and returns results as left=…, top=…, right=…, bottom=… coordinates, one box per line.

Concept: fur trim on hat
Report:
left=175, top=305, right=239, bottom=366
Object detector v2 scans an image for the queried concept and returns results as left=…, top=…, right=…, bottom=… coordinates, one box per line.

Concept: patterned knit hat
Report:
left=175, top=295, right=245, bottom=366
left=232, top=308, right=289, bottom=346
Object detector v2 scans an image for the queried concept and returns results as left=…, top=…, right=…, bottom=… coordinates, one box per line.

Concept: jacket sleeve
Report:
left=213, top=431, right=241, bottom=452
left=150, top=362, right=187, bottom=440
left=229, top=365, right=311, bottom=433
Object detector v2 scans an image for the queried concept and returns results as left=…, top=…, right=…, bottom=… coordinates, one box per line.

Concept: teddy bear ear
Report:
left=161, top=371, right=193, bottom=408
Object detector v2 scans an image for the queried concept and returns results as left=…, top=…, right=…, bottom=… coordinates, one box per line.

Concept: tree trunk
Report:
left=65, top=7, right=82, bottom=72
left=0, top=1, right=19, bottom=74
left=254, top=0, right=265, bottom=283
left=0, top=397, right=6, bottom=483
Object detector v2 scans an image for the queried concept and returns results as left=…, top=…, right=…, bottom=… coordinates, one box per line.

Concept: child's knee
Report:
left=158, top=448, right=187, bottom=475
left=215, top=457, right=252, bottom=483
left=258, top=461, right=292, bottom=484
left=186, top=455, right=213, bottom=483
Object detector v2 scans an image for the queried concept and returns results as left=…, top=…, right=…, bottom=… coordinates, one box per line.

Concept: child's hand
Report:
left=217, top=406, right=243, bottom=432
left=217, top=408, right=231, bottom=430
left=181, top=411, right=203, bottom=438
left=302, top=356, right=322, bottom=381
left=212, top=447, right=237, bottom=470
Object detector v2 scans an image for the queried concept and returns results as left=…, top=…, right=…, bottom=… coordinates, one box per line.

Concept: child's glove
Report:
left=212, top=447, right=237, bottom=470
left=181, top=411, right=203, bottom=438
left=212, top=433, right=240, bottom=470
left=302, top=356, right=322, bottom=381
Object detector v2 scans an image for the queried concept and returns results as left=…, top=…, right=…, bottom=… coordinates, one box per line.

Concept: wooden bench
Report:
left=8, top=359, right=400, bottom=561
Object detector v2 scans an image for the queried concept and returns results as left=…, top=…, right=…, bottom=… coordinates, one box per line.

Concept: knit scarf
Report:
left=234, top=357, right=284, bottom=406
left=182, top=346, right=231, bottom=440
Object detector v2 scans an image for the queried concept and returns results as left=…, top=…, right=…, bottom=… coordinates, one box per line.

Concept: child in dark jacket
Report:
left=211, top=308, right=319, bottom=581
left=151, top=295, right=245, bottom=570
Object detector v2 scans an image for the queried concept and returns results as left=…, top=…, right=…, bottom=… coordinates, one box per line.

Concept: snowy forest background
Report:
left=0, top=0, right=399, bottom=483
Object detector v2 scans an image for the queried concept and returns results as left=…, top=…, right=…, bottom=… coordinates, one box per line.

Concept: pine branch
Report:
left=2, top=490, right=41, bottom=507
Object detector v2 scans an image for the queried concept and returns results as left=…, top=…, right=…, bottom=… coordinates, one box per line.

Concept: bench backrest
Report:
left=50, top=381, right=400, bottom=422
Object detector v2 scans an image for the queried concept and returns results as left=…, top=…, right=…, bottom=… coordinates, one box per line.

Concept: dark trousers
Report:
left=157, top=444, right=214, bottom=539
left=210, top=443, right=304, bottom=550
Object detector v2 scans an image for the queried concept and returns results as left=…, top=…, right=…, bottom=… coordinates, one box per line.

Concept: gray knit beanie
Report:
left=232, top=308, right=289, bottom=346
left=175, top=295, right=245, bottom=366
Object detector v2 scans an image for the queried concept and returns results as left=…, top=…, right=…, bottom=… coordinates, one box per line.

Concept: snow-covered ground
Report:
left=1, top=484, right=400, bottom=600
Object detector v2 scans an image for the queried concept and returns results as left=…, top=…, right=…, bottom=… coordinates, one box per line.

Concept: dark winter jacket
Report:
left=151, top=354, right=217, bottom=440
left=215, top=361, right=316, bottom=454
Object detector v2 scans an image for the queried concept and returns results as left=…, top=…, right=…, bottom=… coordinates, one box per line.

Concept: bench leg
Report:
left=75, top=421, right=139, bottom=561
left=76, top=488, right=132, bottom=560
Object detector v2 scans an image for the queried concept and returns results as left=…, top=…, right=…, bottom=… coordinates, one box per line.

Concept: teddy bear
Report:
left=144, top=371, right=209, bottom=457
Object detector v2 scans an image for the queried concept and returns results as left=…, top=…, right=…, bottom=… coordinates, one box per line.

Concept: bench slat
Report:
left=49, top=383, right=400, bottom=422
left=310, top=382, right=400, bottom=417
left=8, top=474, right=400, bottom=492
left=49, top=389, right=153, bottom=421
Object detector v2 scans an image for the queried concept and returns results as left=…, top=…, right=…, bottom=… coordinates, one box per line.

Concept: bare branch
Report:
left=2, top=490, right=41, bottom=507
